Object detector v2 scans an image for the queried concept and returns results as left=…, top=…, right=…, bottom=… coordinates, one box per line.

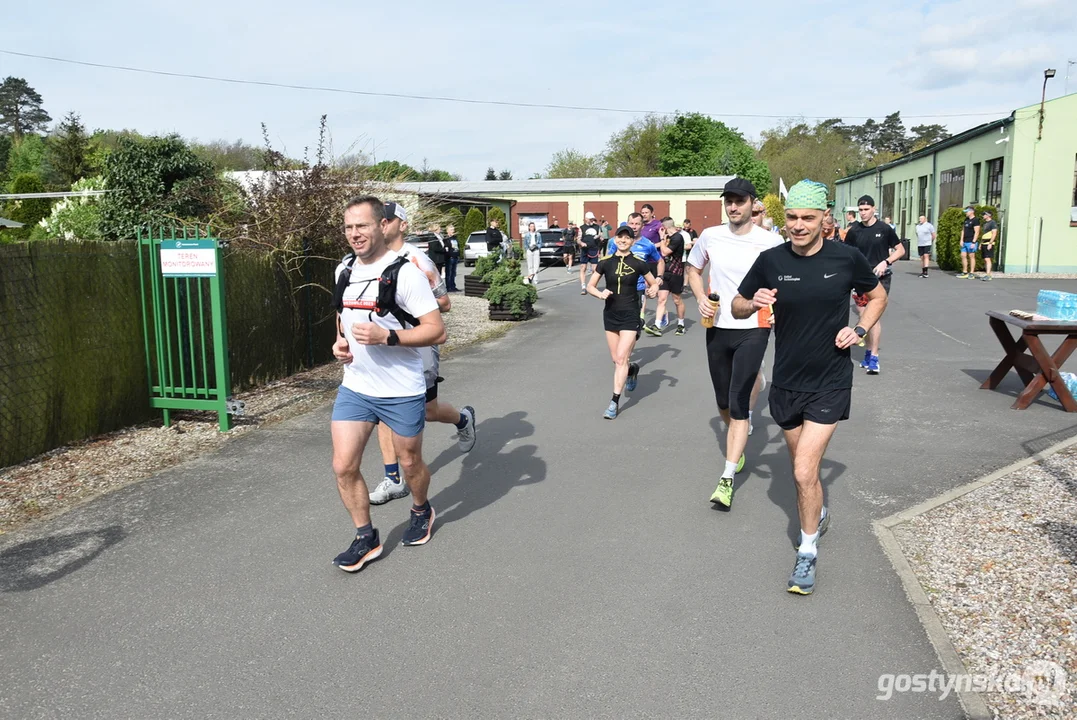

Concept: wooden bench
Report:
left=981, top=311, right=1077, bottom=411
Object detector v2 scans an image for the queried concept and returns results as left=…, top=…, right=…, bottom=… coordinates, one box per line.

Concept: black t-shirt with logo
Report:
left=739, top=241, right=879, bottom=392
left=982, top=219, right=997, bottom=243
left=962, top=216, right=981, bottom=242
left=596, top=253, right=649, bottom=315
left=580, top=223, right=602, bottom=253
left=845, top=220, right=900, bottom=272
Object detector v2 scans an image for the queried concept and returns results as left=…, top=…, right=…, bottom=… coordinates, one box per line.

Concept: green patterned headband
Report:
left=786, top=180, right=829, bottom=210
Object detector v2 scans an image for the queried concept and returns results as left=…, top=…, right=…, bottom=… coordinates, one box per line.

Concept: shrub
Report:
left=484, top=281, right=537, bottom=315
left=36, top=175, right=105, bottom=240
left=446, top=207, right=464, bottom=234
left=935, top=204, right=998, bottom=272
left=762, top=193, right=785, bottom=228
left=488, top=206, right=508, bottom=237
left=474, top=252, right=500, bottom=281
left=461, top=207, right=485, bottom=247
left=3, top=173, right=52, bottom=240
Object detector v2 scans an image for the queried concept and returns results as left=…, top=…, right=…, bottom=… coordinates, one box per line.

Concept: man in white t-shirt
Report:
left=330, top=195, right=446, bottom=573
left=686, top=178, right=782, bottom=509
left=369, top=202, right=477, bottom=508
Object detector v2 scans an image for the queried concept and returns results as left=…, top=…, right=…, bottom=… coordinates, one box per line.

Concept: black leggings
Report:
left=706, top=327, right=770, bottom=419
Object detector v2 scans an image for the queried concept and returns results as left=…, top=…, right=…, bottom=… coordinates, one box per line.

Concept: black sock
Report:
left=612, top=393, right=621, bottom=404
left=454, top=413, right=469, bottom=429
left=412, top=501, right=431, bottom=513
left=356, top=523, right=374, bottom=539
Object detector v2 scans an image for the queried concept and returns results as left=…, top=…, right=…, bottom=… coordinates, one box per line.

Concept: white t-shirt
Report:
left=687, top=224, right=782, bottom=329
left=335, top=250, right=439, bottom=398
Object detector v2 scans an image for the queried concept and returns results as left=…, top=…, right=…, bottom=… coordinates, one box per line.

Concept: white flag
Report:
left=779, top=178, right=789, bottom=200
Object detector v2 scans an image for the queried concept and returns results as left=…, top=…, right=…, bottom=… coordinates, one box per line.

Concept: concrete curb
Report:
left=873, top=432, right=1077, bottom=720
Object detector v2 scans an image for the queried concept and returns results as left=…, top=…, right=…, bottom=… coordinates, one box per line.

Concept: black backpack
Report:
left=333, top=254, right=420, bottom=328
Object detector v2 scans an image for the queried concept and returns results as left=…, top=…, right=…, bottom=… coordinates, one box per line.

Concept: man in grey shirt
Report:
left=915, top=215, right=936, bottom=278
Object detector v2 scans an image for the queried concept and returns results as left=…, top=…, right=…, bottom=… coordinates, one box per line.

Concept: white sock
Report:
left=678, top=318, right=684, bottom=326
left=723, top=460, right=738, bottom=478
left=798, top=530, right=819, bottom=556
left=748, top=410, right=753, bottom=422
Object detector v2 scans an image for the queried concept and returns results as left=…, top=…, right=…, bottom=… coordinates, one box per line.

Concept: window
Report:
left=972, top=163, right=981, bottom=203
left=939, top=166, right=965, bottom=209
left=918, top=176, right=928, bottom=218
left=881, top=183, right=895, bottom=222
left=986, top=158, right=1004, bottom=207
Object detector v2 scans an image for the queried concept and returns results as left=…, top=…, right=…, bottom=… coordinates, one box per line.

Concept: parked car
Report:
left=537, top=229, right=577, bottom=266
left=463, top=231, right=494, bottom=266
left=405, top=232, right=438, bottom=253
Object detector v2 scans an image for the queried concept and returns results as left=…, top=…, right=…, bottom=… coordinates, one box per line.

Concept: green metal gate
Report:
left=137, top=225, right=238, bottom=431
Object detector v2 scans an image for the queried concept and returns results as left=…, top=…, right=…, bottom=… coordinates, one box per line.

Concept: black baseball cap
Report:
left=857, top=195, right=875, bottom=207
left=615, top=225, right=634, bottom=238
left=721, top=178, right=758, bottom=199
left=384, top=202, right=408, bottom=222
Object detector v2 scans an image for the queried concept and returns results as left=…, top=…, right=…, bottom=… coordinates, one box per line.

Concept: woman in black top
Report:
left=586, top=225, right=660, bottom=419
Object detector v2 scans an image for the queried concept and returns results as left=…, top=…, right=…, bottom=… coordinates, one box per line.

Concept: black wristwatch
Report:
left=854, top=326, right=867, bottom=338
left=386, top=329, right=400, bottom=346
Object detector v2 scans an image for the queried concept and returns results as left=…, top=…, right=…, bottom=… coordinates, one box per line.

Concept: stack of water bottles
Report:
left=1036, top=290, right=1077, bottom=401
left=1036, top=290, right=1077, bottom=321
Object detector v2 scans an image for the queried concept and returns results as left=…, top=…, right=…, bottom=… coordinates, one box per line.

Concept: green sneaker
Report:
left=736, top=454, right=745, bottom=473
left=710, top=476, right=734, bottom=508
left=956, top=273, right=969, bottom=279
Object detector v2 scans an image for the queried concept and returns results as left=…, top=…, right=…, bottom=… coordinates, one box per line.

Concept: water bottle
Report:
left=701, top=293, right=720, bottom=328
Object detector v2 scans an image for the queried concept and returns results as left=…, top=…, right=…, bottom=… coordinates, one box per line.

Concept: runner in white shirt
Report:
left=369, top=202, right=477, bottom=507
left=330, top=195, right=446, bottom=572
left=686, top=179, right=782, bottom=509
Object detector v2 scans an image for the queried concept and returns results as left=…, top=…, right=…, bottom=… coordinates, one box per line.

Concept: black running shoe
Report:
left=333, top=530, right=383, bottom=572
left=626, top=362, right=640, bottom=392
left=402, top=506, right=436, bottom=546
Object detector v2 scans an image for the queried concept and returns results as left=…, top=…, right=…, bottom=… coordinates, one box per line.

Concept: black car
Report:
left=537, top=229, right=578, bottom=266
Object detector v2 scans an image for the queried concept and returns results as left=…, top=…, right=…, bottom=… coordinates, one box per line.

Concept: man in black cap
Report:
left=844, top=194, right=903, bottom=375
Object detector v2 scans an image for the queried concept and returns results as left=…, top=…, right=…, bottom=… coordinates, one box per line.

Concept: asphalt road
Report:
left=2, top=261, right=1075, bottom=719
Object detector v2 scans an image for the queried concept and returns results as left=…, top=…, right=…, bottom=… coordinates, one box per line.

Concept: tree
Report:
left=85, top=128, right=145, bottom=175
left=604, top=114, right=668, bottom=177
left=719, top=144, right=771, bottom=200
left=658, top=113, right=770, bottom=190
left=416, top=158, right=460, bottom=181
left=2, top=173, right=52, bottom=240
left=370, top=159, right=418, bottom=181
left=5, top=133, right=46, bottom=186
left=875, top=112, right=909, bottom=156
left=35, top=175, right=104, bottom=240
left=0, top=77, right=52, bottom=140
left=0, top=134, right=11, bottom=182
left=460, top=206, right=485, bottom=246
left=99, top=134, right=219, bottom=239
left=545, top=148, right=605, bottom=178
left=908, top=123, right=950, bottom=151
left=191, top=139, right=264, bottom=172
left=498, top=170, right=512, bottom=181
left=446, top=207, right=464, bottom=233
left=762, top=193, right=784, bottom=229
left=759, top=120, right=868, bottom=195
left=487, top=206, right=509, bottom=237
left=485, top=167, right=497, bottom=181
left=46, top=112, right=90, bottom=186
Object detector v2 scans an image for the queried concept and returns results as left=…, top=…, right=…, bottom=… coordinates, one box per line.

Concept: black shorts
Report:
left=769, top=386, right=851, bottom=430
left=662, top=273, right=685, bottom=295
left=918, top=245, right=932, bottom=257
left=706, top=327, right=770, bottom=420
left=604, top=309, right=641, bottom=334
left=981, top=244, right=994, bottom=260
left=425, top=378, right=442, bottom=403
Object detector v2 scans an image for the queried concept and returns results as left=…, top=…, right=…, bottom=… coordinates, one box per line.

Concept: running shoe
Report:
left=456, top=406, right=477, bottom=452
left=639, top=308, right=646, bottom=321
left=956, top=273, right=969, bottom=279
left=736, top=454, right=746, bottom=473
left=981, top=275, right=992, bottom=282
left=792, top=507, right=831, bottom=548
left=333, top=530, right=383, bottom=572
left=369, top=476, right=409, bottom=505
left=968, top=273, right=977, bottom=280
left=674, top=325, right=686, bottom=336
left=787, top=552, right=817, bottom=595
left=626, top=363, right=640, bottom=392
left=866, top=354, right=880, bottom=375
left=581, top=288, right=586, bottom=295
left=859, top=349, right=871, bottom=369
left=603, top=401, right=618, bottom=420
left=710, top=476, right=734, bottom=508
left=657, top=316, right=669, bottom=330
left=402, top=506, right=436, bottom=546
left=643, top=324, right=662, bottom=337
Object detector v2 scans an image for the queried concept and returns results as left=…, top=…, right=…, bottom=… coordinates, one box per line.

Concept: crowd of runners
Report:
left=328, top=177, right=896, bottom=596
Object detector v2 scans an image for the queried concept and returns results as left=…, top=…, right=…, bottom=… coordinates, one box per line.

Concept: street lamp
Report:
left=1038, top=68, right=1056, bottom=140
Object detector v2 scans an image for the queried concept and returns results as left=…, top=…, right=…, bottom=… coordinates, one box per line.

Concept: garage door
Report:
left=584, top=201, right=619, bottom=227
left=685, top=200, right=724, bottom=230
left=635, top=200, right=670, bottom=219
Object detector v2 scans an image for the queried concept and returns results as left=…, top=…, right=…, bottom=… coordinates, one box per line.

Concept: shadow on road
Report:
left=0, top=526, right=125, bottom=592
left=961, top=368, right=1062, bottom=411
left=382, top=411, right=545, bottom=551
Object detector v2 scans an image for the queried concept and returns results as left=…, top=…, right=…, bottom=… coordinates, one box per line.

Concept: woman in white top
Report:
left=523, top=222, right=543, bottom=284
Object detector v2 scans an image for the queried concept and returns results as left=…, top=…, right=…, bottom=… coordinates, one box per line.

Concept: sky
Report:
left=2, top=0, right=1076, bottom=181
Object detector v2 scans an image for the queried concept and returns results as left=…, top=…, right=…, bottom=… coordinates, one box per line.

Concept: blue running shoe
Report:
left=787, top=552, right=817, bottom=595
left=603, top=401, right=618, bottom=420
left=866, top=354, right=880, bottom=375
left=625, top=363, right=639, bottom=392
left=402, top=506, right=436, bottom=546
left=333, top=530, right=383, bottom=572
left=859, top=349, right=871, bottom=369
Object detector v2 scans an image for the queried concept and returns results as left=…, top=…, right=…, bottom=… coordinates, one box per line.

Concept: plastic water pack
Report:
left=1036, top=290, right=1077, bottom=321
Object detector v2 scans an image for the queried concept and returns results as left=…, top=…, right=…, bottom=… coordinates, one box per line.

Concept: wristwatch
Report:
left=386, top=329, right=400, bottom=346
left=854, top=326, right=867, bottom=338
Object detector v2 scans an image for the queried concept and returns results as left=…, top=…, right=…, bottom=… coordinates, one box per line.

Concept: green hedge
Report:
left=936, top=204, right=999, bottom=272
left=0, top=239, right=341, bottom=468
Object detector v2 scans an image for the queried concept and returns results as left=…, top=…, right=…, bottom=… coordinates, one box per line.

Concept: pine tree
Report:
left=47, top=112, right=90, bottom=187
left=0, top=77, right=52, bottom=140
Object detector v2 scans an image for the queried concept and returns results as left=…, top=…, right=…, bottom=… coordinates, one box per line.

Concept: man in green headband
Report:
left=732, top=179, right=888, bottom=596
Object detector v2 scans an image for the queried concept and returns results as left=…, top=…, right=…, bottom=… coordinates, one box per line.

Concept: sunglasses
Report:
left=751, top=211, right=763, bottom=217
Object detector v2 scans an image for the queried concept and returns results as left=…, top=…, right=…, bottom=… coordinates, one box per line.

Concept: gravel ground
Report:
left=0, top=294, right=504, bottom=535
left=894, top=446, right=1077, bottom=718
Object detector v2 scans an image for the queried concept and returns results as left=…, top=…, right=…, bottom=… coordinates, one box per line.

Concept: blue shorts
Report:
left=331, top=386, right=426, bottom=438
left=583, top=251, right=600, bottom=265
left=962, top=242, right=978, bottom=254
